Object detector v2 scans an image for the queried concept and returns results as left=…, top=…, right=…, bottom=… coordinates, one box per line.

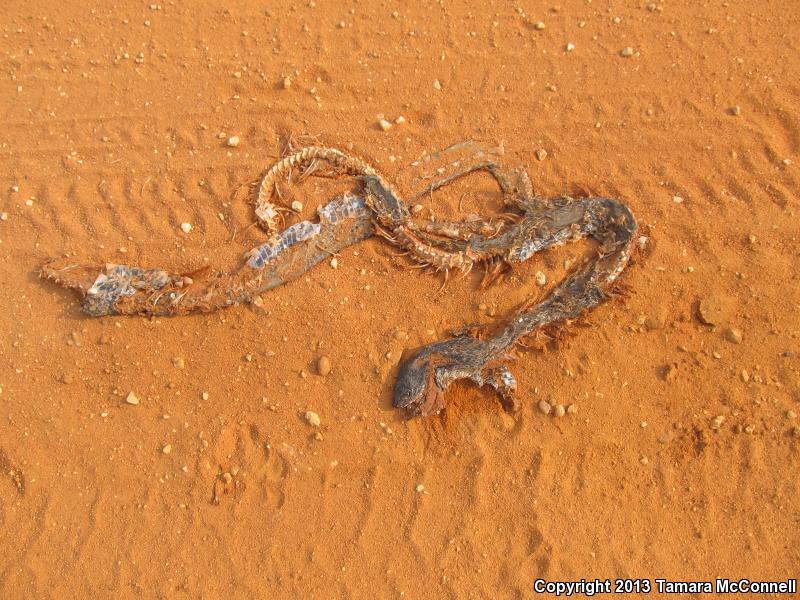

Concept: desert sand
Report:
left=1, top=1, right=798, bottom=598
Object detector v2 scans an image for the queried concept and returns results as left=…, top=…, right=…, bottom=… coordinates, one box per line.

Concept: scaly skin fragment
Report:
left=42, top=194, right=373, bottom=316
left=393, top=197, right=637, bottom=416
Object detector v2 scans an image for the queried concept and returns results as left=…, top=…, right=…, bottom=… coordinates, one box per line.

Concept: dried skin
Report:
left=43, top=147, right=637, bottom=418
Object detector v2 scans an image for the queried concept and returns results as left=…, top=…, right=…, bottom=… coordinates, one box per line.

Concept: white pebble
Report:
left=535, top=271, right=547, bottom=286
left=226, top=135, right=240, bottom=147
left=304, top=411, right=321, bottom=427
left=162, top=444, right=172, bottom=455
left=394, top=115, right=406, bottom=125
left=415, top=484, right=425, bottom=493
left=317, top=356, right=332, bottom=376
left=180, top=222, right=192, bottom=233
left=330, top=257, right=338, bottom=269
left=433, top=79, right=442, bottom=90
left=565, top=42, right=575, bottom=52
left=620, top=47, right=634, bottom=57
left=125, top=392, right=140, bottom=405
left=378, top=118, right=392, bottom=131
left=291, top=200, right=303, bottom=212
left=0, top=213, right=7, bottom=221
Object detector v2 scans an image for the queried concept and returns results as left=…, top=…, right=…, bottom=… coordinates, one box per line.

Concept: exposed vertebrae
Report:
left=256, top=146, right=406, bottom=232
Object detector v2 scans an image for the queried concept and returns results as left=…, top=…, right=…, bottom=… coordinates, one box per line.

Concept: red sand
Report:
left=1, top=1, right=798, bottom=597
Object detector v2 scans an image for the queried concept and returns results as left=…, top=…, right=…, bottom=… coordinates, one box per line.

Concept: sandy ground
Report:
left=1, top=1, right=798, bottom=598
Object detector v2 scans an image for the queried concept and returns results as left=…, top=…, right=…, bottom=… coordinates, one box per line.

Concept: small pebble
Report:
left=711, top=415, right=726, bottom=430
left=125, top=392, right=140, bottom=405
left=640, top=456, right=649, bottom=465
left=317, top=356, right=332, bottom=376
left=643, top=313, right=666, bottom=331
left=672, top=195, right=684, bottom=203
left=304, top=411, right=321, bottom=427
left=553, top=404, right=565, bottom=418
left=620, top=47, right=634, bottom=57
left=730, top=105, right=741, bottom=116
left=162, top=444, right=172, bottom=455
left=0, top=213, right=7, bottom=221
left=226, top=135, right=240, bottom=147
left=566, top=404, right=578, bottom=414
left=378, top=118, right=392, bottom=131
left=68, top=331, right=82, bottom=347
left=291, top=200, right=303, bottom=212
left=416, top=484, right=425, bottom=493
left=740, top=369, right=750, bottom=383
left=565, top=42, right=575, bottom=52
left=534, top=21, right=545, bottom=30
left=172, top=357, right=185, bottom=369
left=202, top=391, right=209, bottom=400
left=282, top=75, right=292, bottom=89
left=180, top=222, right=192, bottom=234
left=538, top=399, right=552, bottom=415
left=394, top=115, right=406, bottom=125
left=330, top=257, right=338, bottom=269
left=697, top=295, right=733, bottom=325
left=787, top=410, right=797, bottom=420
left=724, top=328, right=743, bottom=344
left=535, top=271, right=547, bottom=286
left=535, top=148, right=548, bottom=161
left=433, top=79, right=442, bottom=90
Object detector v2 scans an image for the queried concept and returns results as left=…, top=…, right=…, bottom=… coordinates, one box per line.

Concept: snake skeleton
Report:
left=42, top=145, right=638, bottom=417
